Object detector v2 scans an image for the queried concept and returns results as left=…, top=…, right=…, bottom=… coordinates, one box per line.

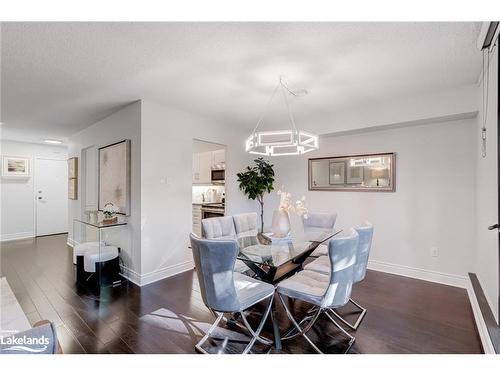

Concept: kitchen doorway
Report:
left=191, top=139, right=226, bottom=237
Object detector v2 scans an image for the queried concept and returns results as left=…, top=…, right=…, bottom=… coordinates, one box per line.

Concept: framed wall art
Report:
left=328, top=161, right=345, bottom=185
left=346, top=165, right=364, bottom=184
left=68, top=157, right=78, bottom=200
left=98, top=139, right=131, bottom=215
left=1, top=156, right=30, bottom=178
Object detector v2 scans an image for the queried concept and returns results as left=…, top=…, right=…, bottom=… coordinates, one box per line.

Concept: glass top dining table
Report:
left=236, top=228, right=342, bottom=284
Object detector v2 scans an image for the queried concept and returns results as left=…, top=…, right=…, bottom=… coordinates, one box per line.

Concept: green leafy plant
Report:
left=237, top=158, right=275, bottom=233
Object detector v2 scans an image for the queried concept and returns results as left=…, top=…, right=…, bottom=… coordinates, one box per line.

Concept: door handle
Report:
left=38, top=197, right=43, bottom=200
left=488, top=223, right=499, bottom=230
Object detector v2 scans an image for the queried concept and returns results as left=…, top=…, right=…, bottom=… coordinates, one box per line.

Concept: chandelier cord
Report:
left=251, top=76, right=300, bottom=135
left=251, top=82, right=281, bottom=135
left=280, top=80, right=299, bottom=134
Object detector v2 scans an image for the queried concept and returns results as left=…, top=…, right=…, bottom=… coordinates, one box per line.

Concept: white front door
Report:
left=35, top=158, right=68, bottom=236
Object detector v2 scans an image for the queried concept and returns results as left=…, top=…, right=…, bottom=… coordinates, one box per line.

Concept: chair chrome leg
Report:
left=324, top=310, right=355, bottom=353
left=329, top=298, right=367, bottom=330
left=306, top=305, right=320, bottom=314
left=283, top=306, right=318, bottom=339
left=277, top=293, right=323, bottom=354
left=196, top=295, right=274, bottom=354
left=195, top=312, right=224, bottom=354
left=241, top=295, right=274, bottom=353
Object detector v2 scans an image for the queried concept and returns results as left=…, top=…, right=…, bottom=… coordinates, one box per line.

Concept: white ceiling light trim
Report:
left=245, top=77, right=318, bottom=156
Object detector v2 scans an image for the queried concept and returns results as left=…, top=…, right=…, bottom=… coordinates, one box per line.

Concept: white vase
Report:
left=272, top=209, right=291, bottom=238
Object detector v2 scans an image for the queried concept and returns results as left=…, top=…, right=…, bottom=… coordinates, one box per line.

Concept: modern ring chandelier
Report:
left=245, top=77, right=319, bottom=156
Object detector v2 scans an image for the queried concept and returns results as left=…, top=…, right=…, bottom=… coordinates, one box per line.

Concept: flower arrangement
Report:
left=102, top=202, right=118, bottom=223
left=277, top=187, right=308, bottom=218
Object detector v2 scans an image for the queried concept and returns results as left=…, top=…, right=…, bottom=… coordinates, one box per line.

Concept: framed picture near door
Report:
left=98, top=139, right=131, bottom=216
left=2, top=155, right=30, bottom=178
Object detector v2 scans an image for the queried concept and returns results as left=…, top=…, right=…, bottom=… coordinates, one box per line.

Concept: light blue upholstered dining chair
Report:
left=201, top=216, right=249, bottom=273
left=302, top=212, right=337, bottom=257
left=276, top=229, right=359, bottom=353
left=305, top=222, right=374, bottom=330
left=190, top=234, right=275, bottom=354
left=233, top=212, right=258, bottom=238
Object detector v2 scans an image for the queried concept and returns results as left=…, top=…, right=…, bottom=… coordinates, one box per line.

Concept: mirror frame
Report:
left=308, top=152, right=396, bottom=192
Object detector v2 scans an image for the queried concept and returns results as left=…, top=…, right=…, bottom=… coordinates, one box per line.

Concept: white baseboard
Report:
left=120, top=266, right=142, bottom=286
left=0, top=232, right=34, bottom=242
left=121, top=260, right=195, bottom=287
left=367, top=259, right=468, bottom=288
left=139, top=260, right=195, bottom=286
left=465, top=278, right=495, bottom=354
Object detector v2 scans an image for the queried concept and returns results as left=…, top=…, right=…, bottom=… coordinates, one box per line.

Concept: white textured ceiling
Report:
left=1, top=22, right=482, bottom=143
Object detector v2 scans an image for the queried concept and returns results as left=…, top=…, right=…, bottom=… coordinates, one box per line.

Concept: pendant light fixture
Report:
left=245, top=77, right=318, bottom=156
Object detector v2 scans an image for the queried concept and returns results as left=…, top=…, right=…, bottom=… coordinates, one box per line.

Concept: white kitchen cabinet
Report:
left=212, top=149, right=225, bottom=169
left=192, top=153, right=201, bottom=182
left=192, top=151, right=213, bottom=184
left=198, top=152, right=212, bottom=184
left=192, top=150, right=225, bottom=184
left=192, top=204, right=202, bottom=236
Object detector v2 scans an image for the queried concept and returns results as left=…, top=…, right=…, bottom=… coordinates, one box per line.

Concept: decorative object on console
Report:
left=102, top=202, right=118, bottom=224
left=245, top=76, right=318, bottom=156
left=68, top=157, right=78, bottom=200
left=1, top=155, right=30, bottom=178
left=237, top=157, right=275, bottom=233
left=309, top=152, right=396, bottom=192
left=98, top=140, right=131, bottom=215
left=271, top=187, right=308, bottom=237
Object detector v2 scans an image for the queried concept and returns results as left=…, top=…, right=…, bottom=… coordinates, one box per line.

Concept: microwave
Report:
left=211, top=169, right=225, bottom=184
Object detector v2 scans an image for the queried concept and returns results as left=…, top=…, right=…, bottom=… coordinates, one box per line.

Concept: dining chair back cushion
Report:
left=233, top=213, right=258, bottom=238
left=302, top=212, right=337, bottom=231
left=322, top=229, right=358, bottom=308
left=353, top=222, right=374, bottom=283
left=201, top=216, right=236, bottom=240
left=190, top=233, right=240, bottom=312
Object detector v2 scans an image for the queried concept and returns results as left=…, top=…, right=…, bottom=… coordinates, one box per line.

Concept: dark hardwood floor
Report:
left=0, top=234, right=483, bottom=354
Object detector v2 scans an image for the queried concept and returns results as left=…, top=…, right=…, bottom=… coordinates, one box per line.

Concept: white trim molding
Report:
left=121, top=260, right=195, bottom=287
left=466, top=277, right=496, bottom=354
left=367, top=259, right=468, bottom=288
left=0, top=231, right=34, bottom=242
left=120, top=266, right=142, bottom=286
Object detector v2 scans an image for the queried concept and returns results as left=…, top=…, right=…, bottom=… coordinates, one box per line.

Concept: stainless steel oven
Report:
left=211, top=169, right=225, bottom=184
left=201, top=203, right=225, bottom=219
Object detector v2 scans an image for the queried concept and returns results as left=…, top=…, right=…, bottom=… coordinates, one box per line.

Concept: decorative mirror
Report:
left=308, top=152, right=396, bottom=192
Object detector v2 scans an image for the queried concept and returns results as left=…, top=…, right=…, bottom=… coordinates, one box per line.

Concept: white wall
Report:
left=140, top=100, right=256, bottom=285
left=0, top=140, right=68, bottom=241
left=67, top=101, right=142, bottom=276
left=269, top=118, right=477, bottom=284
left=310, top=85, right=478, bottom=136
left=475, top=47, right=499, bottom=323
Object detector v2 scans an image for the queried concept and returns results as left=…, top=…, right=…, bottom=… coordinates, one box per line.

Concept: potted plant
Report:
left=237, top=158, right=275, bottom=233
